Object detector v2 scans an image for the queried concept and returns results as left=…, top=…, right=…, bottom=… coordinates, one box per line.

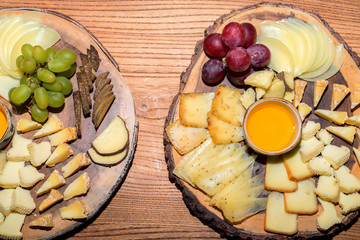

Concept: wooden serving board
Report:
left=0, top=8, right=138, bottom=240
left=164, top=3, right=360, bottom=239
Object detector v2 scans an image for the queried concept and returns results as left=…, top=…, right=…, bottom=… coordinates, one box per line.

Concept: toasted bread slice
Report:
left=331, top=84, right=350, bottom=110
left=326, top=126, right=356, bottom=144
left=207, top=112, right=244, bottom=144
left=314, top=109, right=348, bottom=125
left=317, top=198, right=343, bottom=231
left=345, top=115, right=360, bottom=127
left=239, top=87, right=255, bottom=109
left=265, top=156, right=297, bottom=193
left=293, top=80, right=307, bottom=107
left=16, top=118, right=42, bottom=133
left=351, top=84, right=360, bottom=110
left=0, top=189, right=14, bottom=216
left=316, top=129, right=334, bottom=145
left=282, top=147, right=313, bottom=181
left=298, top=103, right=312, bottom=122
left=314, top=175, right=340, bottom=203
left=244, top=69, right=275, bottom=89
left=302, top=121, right=321, bottom=140
left=334, top=165, right=360, bottom=194
left=284, top=178, right=317, bottom=214
left=313, top=79, right=328, bottom=108
left=322, top=145, right=350, bottom=170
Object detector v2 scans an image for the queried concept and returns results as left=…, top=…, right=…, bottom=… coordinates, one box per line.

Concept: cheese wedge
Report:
left=61, top=153, right=91, bottom=178
left=326, top=126, right=356, bottom=144
left=334, top=165, right=360, bottom=194
left=255, top=87, right=266, bottom=100
left=36, top=170, right=65, bottom=196
left=354, top=147, right=360, bottom=167
left=63, top=172, right=91, bottom=200
left=6, top=134, right=32, bottom=162
left=298, top=103, right=312, bottom=121
left=300, top=137, right=324, bottom=162
left=284, top=90, right=295, bottom=103
left=33, top=114, right=64, bottom=138
left=46, top=143, right=73, bottom=167
left=179, top=92, right=214, bottom=128
left=331, top=84, right=350, bottom=110
left=317, top=198, right=343, bottom=231
left=244, top=69, right=275, bottom=89
left=0, top=161, right=24, bottom=188
left=263, top=78, right=285, bottom=99
left=0, top=151, right=6, bottom=175
left=0, top=189, right=14, bottom=216
left=284, top=178, right=318, bottom=214
left=313, top=79, right=328, bottom=108
left=17, top=118, right=42, bottom=133
left=265, top=191, right=298, bottom=235
left=345, top=115, right=360, bottom=127
left=11, top=187, right=36, bottom=215
left=39, top=189, right=63, bottom=212
left=19, top=165, right=45, bottom=188
left=314, top=175, right=340, bottom=203
left=302, top=121, right=320, bottom=140
left=282, top=147, right=313, bottom=181
left=308, top=156, right=332, bottom=176
left=59, top=200, right=90, bottom=220
left=48, top=127, right=77, bottom=146
left=29, top=214, right=53, bottom=228
left=339, top=192, right=360, bottom=214
left=314, top=109, right=348, bottom=125
left=293, top=79, right=307, bottom=107
left=322, top=144, right=350, bottom=169
left=207, top=112, right=244, bottom=144
left=351, top=84, right=360, bottom=110
left=316, top=129, right=334, bottom=145
left=0, top=212, right=25, bottom=240
left=28, top=141, right=52, bottom=167
left=265, top=156, right=297, bottom=192
left=239, top=87, right=255, bottom=109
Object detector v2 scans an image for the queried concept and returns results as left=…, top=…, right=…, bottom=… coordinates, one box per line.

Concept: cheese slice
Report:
left=27, top=141, right=52, bottom=167
left=59, top=200, right=90, bottom=219
left=314, top=109, right=348, bottom=125
left=317, top=198, right=343, bottom=231
left=6, top=134, right=32, bottom=162
left=0, top=189, right=14, bottom=216
left=255, top=87, right=266, bottom=100
left=308, top=156, right=332, bottom=176
left=0, top=151, right=6, bottom=175
left=351, top=84, right=360, bottom=110
left=316, top=129, right=334, bottom=145
left=339, top=192, right=360, bottom=214
left=314, top=175, right=340, bottom=203
left=313, top=79, right=328, bottom=108
left=300, top=137, right=324, bottom=162
left=322, top=144, right=350, bottom=169
left=282, top=147, right=313, bottom=181
left=88, top=147, right=128, bottom=166
left=29, top=214, right=53, bottom=228
left=39, top=189, right=63, bottom=212
left=345, top=115, right=360, bottom=127
left=33, top=114, right=64, bottom=138
left=293, top=79, right=307, bottom=107
left=354, top=147, right=360, bottom=167
left=334, top=165, right=360, bottom=194
left=298, top=103, right=312, bottom=121
left=0, top=161, right=24, bottom=188
left=239, top=87, right=255, bottom=109
left=11, top=187, right=36, bottom=215
left=331, top=84, right=350, bottom=110
left=19, top=165, right=45, bottom=188
left=48, top=127, right=78, bottom=147
left=302, top=121, right=320, bottom=140
left=62, top=153, right=91, bottom=178
left=36, top=170, right=66, bottom=196
left=326, top=126, right=356, bottom=144
left=265, top=156, right=297, bottom=192
left=265, top=191, right=298, bottom=235
left=46, top=143, right=73, bottom=167
left=0, top=212, right=25, bottom=240
left=64, top=172, right=91, bottom=200
left=207, top=112, right=244, bottom=144
left=16, top=118, right=42, bottom=133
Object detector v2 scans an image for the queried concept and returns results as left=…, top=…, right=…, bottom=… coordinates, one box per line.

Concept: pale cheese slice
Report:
left=0, top=212, right=25, bottom=240
left=28, top=141, right=51, bottom=167
left=307, top=156, right=332, bottom=176
left=6, top=134, right=32, bottom=162
left=316, top=129, right=334, bottom=145
left=39, top=189, right=63, bottom=212
left=284, top=90, right=295, bottom=103
left=345, top=115, right=360, bottom=127
left=239, top=87, right=255, bottom=109
left=313, top=79, right=328, bottom=108
left=354, top=147, right=360, bottom=167
left=299, top=137, right=324, bottom=162
left=339, top=192, right=360, bottom=214
left=302, top=121, right=320, bottom=140
left=207, top=112, right=244, bottom=144
left=0, top=189, right=14, bottom=216
left=265, top=191, right=298, bottom=235
left=293, top=79, right=307, bottom=107
left=19, top=165, right=45, bottom=188
left=326, top=126, right=356, bottom=144
left=351, top=84, right=360, bottom=110
left=334, top=165, right=360, bottom=194
left=0, top=151, right=6, bottom=175
left=48, top=127, right=78, bottom=146
left=244, top=69, right=275, bottom=89
left=11, top=187, right=36, bottom=215
left=314, top=109, right=348, bottom=125
left=59, top=200, right=90, bottom=219
left=33, top=114, right=64, bottom=138
left=63, top=172, right=91, bottom=200
left=16, top=118, right=42, bottom=133
left=314, top=175, right=340, bottom=203
left=36, top=170, right=65, bottom=196
left=298, top=103, right=312, bottom=121
left=0, top=161, right=24, bottom=188
left=322, top=144, right=350, bottom=169
left=46, top=143, right=73, bottom=167
left=265, top=156, right=297, bottom=192
left=29, top=214, right=53, bottom=228
left=0, top=212, right=3, bottom=223
left=331, top=84, right=350, bottom=110
left=61, top=153, right=91, bottom=178
left=317, top=198, right=343, bottom=231
left=88, top=147, right=128, bottom=166
left=255, top=87, right=266, bottom=100
left=282, top=147, right=313, bottom=181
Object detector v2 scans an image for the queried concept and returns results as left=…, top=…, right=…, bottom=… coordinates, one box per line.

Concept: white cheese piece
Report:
left=11, top=187, right=36, bottom=215
left=19, top=165, right=45, bottom=188
left=334, top=165, right=360, bottom=194
left=0, top=189, right=14, bottom=216
left=300, top=137, right=324, bottom=162
left=314, top=175, right=340, bottom=203
left=265, top=156, right=297, bottom=192
left=0, top=212, right=25, bottom=240
left=6, top=134, right=32, bottom=162
left=28, top=141, right=52, bottom=167
left=61, top=153, right=91, bottom=178
left=317, top=198, right=343, bottom=231
left=0, top=161, right=24, bottom=188
left=339, top=192, right=360, bottom=214
left=46, top=143, right=73, bottom=167
left=59, top=200, right=90, bottom=219
left=316, top=129, right=334, bottom=145
left=308, top=156, right=332, bottom=176
left=36, top=170, right=65, bottom=196
left=33, top=114, right=64, bottom=138
left=322, top=144, right=350, bottom=169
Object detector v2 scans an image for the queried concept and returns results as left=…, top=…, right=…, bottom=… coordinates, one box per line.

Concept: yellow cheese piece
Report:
left=48, top=127, right=77, bottom=146
left=29, top=214, right=53, bottom=228
left=317, top=198, right=343, bottom=231
left=0, top=212, right=4, bottom=223
left=284, top=178, right=318, bottom=214
left=334, top=165, right=360, bottom=194
left=316, top=129, right=334, bottom=145
left=207, top=112, right=244, bottom=144
left=0, top=161, right=24, bottom=188
left=0, top=151, right=6, bottom=175
left=255, top=87, right=266, bottom=100
left=353, top=147, right=360, bottom=167
left=244, top=69, right=275, bottom=90
left=298, top=103, right=312, bottom=121
left=19, top=165, right=45, bottom=188
left=345, top=115, right=360, bottom=127
left=284, top=90, right=295, bottom=103
left=239, top=87, right=255, bottom=109
left=263, top=78, right=285, bottom=99
left=62, top=153, right=91, bottom=178
left=308, top=156, right=332, bottom=176
left=64, top=172, right=91, bottom=200
left=322, top=144, right=350, bottom=170
left=265, top=156, right=297, bottom=192
left=282, top=147, right=313, bottom=181
left=16, top=118, right=42, bottom=133
left=313, top=79, right=328, bottom=108
left=6, top=134, right=32, bottom=162
left=0, top=212, right=25, bottom=240
left=331, top=84, right=350, bottom=110
left=302, top=121, right=320, bottom=140
left=46, top=143, right=73, bottom=167
left=293, top=79, right=307, bottom=107
left=36, top=170, right=65, bottom=196
left=28, top=141, right=52, bottom=167
left=0, top=189, right=14, bottom=216
left=339, top=192, right=360, bottom=214
left=326, top=126, right=356, bottom=144
left=33, top=114, right=64, bottom=138
left=314, top=109, right=348, bottom=125
left=351, top=84, right=360, bottom=110
left=356, top=129, right=360, bottom=143
left=314, top=175, right=340, bottom=203
left=11, top=187, right=36, bottom=215
left=59, top=200, right=90, bottom=220
left=299, top=137, right=324, bottom=162
left=265, top=191, right=298, bottom=235
left=39, top=189, right=63, bottom=212
left=88, top=147, right=128, bottom=166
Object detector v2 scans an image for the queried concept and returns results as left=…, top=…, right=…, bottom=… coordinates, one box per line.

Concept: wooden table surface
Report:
left=1, top=0, right=360, bottom=239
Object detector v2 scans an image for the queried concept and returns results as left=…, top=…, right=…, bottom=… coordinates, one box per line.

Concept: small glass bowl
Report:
left=0, top=99, right=15, bottom=150
left=243, top=98, right=302, bottom=156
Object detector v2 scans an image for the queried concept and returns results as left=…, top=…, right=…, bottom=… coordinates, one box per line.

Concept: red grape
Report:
left=242, top=22, right=257, bottom=48
left=201, top=58, right=226, bottom=85
left=203, top=33, right=229, bottom=58
left=225, top=47, right=251, bottom=72
left=247, top=44, right=271, bottom=68
left=221, top=22, right=246, bottom=48
left=227, top=66, right=254, bottom=86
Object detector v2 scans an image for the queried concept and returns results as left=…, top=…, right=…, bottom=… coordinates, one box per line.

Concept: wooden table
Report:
left=1, top=0, right=360, bottom=239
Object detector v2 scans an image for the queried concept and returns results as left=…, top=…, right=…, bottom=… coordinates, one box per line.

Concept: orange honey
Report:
left=0, top=107, right=7, bottom=139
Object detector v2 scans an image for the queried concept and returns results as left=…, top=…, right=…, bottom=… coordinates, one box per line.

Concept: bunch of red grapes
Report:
left=202, top=22, right=271, bottom=86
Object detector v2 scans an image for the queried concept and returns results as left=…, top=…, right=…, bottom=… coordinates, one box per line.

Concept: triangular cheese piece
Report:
left=313, top=79, right=328, bottom=108
left=239, top=87, right=255, bottom=109
left=293, top=79, right=307, bottom=107
left=17, top=118, right=42, bottom=133
left=326, top=126, right=356, bottom=144
left=29, top=214, right=53, bottom=228
left=255, top=87, right=266, bottom=100
left=314, top=109, right=348, bottom=125
left=351, top=84, right=360, bottom=110
left=353, top=147, right=360, bottom=167
left=59, top=200, right=90, bottom=219
left=36, top=170, right=65, bottom=196
left=299, top=137, right=324, bottom=162
left=39, top=189, right=63, bottom=212
left=48, top=127, right=78, bottom=146
left=33, top=114, right=64, bottom=138
left=45, top=143, right=73, bottom=167
left=331, top=84, right=350, bottom=110
left=63, top=172, right=91, bottom=200
left=61, top=153, right=91, bottom=178
left=345, top=115, right=360, bottom=127
left=298, top=103, right=312, bottom=121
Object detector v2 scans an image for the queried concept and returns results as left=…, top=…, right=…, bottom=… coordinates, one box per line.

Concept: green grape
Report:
left=57, top=62, right=77, bottom=78
left=48, top=91, right=65, bottom=108
left=29, top=82, right=38, bottom=93
left=48, top=59, right=71, bottom=73
left=21, top=44, right=33, bottom=58
left=20, top=75, right=29, bottom=85
left=34, top=87, right=49, bottom=109
left=42, top=79, right=63, bottom=92
left=32, top=45, right=47, bottom=65
left=31, top=104, right=48, bottom=123
left=10, top=85, right=31, bottom=105
left=55, top=49, right=77, bottom=64
left=8, top=87, right=16, bottom=102
left=56, top=76, right=73, bottom=96
left=37, top=69, right=56, bottom=83
left=16, top=55, right=24, bottom=69
left=21, top=58, right=36, bottom=74
left=45, top=47, right=57, bottom=62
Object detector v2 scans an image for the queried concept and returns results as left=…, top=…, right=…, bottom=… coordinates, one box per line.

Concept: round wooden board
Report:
left=0, top=8, right=138, bottom=240
left=164, top=3, right=360, bottom=239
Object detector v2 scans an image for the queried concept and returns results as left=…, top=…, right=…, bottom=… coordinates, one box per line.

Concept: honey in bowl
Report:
left=243, top=98, right=302, bottom=155
left=0, top=99, right=15, bottom=150
left=0, top=107, right=6, bottom=139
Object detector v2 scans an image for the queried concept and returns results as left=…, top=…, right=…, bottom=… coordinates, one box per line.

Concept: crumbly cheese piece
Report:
left=265, top=191, right=298, bottom=235
left=331, top=84, right=350, bottom=110
left=255, top=87, right=266, bottom=100
left=39, top=189, right=63, bottom=212
left=284, top=90, right=295, bottom=103
left=298, top=103, right=312, bottom=121
left=345, top=115, right=360, bottom=127
left=29, top=214, right=53, bottom=228
left=48, top=127, right=78, bottom=146
left=11, top=187, right=36, bottom=215
left=307, top=156, right=332, bottom=176
left=0, top=189, right=14, bottom=216
left=300, top=137, right=324, bottom=162
left=314, top=109, right=348, bottom=125
left=33, top=114, right=64, bottom=138
left=313, top=79, right=328, bottom=108
left=244, top=69, right=275, bottom=90
left=351, top=84, right=360, bottom=110
left=322, top=145, right=350, bottom=170
left=62, top=153, right=91, bottom=178
left=36, top=170, right=66, bottom=196
left=339, top=192, right=360, bottom=214
left=334, top=165, right=360, bottom=194
left=293, top=79, right=307, bottom=107
left=6, top=134, right=32, bottom=162
left=0, top=161, right=24, bottom=188
left=0, top=212, right=25, bottom=240
left=263, top=77, right=285, bottom=99
left=326, top=126, right=356, bottom=144
left=46, top=143, right=73, bottom=167
left=317, top=198, right=343, bottom=231
left=0, top=151, right=6, bottom=175
left=64, top=172, right=91, bottom=200
left=59, top=200, right=90, bottom=220
left=265, top=156, right=297, bottom=192
left=302, top=121, right=321, bottom=140
left=207, top=112, right=244, bottom=144
left=316, top=129, right=334, bottom=145
left=239, top=87, right=255, bottom=109
left=19, top=165, right=45, bottom=188
left=353, top=147, right=360, bottom=167
left=282, top=147, right=313, bottom=181
left=28, top=141, right=52, bottom=167
left=17, top=118, right=42, bottom=133
left=314, top=175, right=340, bottom=203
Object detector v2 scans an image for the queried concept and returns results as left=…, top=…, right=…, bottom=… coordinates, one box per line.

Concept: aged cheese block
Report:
left=28, top=141, right=52, bottom=167
left=48, top=127, right=78, bottom=146
left=46, top=143, right=73, bottom=167
left=33, top=114, right=64, bottom=138
left=331, top=84, right=350, bottom=110
left=19, top=165, right=45, bottom=188
left=59, top=200, right=89, bottom=220
left=11, top=187, right=36, bottom=215
left=39, top=189, right=63, bottom=212
left=351, top=84, right=360, bottom=110
left=0, top=212, right=26, bottom=240
left=63, top=172, right=91, bottom=200
left=61, top=153, right=91, bottom=178
left=265, top=156, right=297, bottom=192
left=293, top=79, right=307, bottom=107
left=0, top=161, right=24, bottom=188
left=6, top=134, right=32, bottom=162
left=0, top=189, right=14, bottom=216
left=36, top=170, right=66, bottom=196
left=317, top=198, right=343, bottom=231
left=29, top=214, right=53, bottom=228
left=17, top=118, right=42, bottom=133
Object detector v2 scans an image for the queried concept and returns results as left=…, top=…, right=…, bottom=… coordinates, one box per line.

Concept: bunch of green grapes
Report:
left=9, top=44, right=76, bottom=122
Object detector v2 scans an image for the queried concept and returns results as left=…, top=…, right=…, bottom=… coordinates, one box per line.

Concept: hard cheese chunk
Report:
left=17, top=118, right=42, bottom=133
left=317, top=198, right=343, bottom=231
left=48, top=127, right=77, bottom=146
left=0, top=189, right=14, bottom=216
left=298, top=103, right=312, bottom=121
left=313, top=79, right=328, bottom=108
left=322, top=145, right=350, bottom=170
left=39, top=189, right=63, bottom=212
left=326, top=126, right=356, bottom=144
left=239, top=87, right=255, bottom=109
left=339, top=192, right=360, bottom=214
left=63, top=172, right=91, bottom=200
left=314, top=109, right=348, bottom=125
left=265, top=156, right=297, bottom=192
left=0, top=161, right=24, bottom=188
left=28, top=141, right=51, bottom=167
left=282, top=147, right=313, bottom=181
left=46, top=143, right=73, bottom=167
left=0, top=212, right=26, bottom=240
left=62, top=153, right=91, bottom=178
left=19, top=165, right=45, bottom=188
left=314, top=175, right=340, bottom=203
left=302, top=121, right=320, bottom=140
left=308, top=156, right=332, bottom=176
left=33, top=114, right=64, bottom=138
left=316, top=129, right=334, bottom=145
left=36, top=170, right=65, bottom=196
left=6, top=134, right=32, bottom=162
left=29, top=214, right=53, bottom=228
left=334, top=165, right=360, bottom=194
left=207, top=112, right=244, bottom=144
left=11, top=187, right=36, bottom=215
left=300, top=137, right=324, bottom=162
left=345, top=115, right=360, bottom=127
left=59, top=200, right=90, bottom=219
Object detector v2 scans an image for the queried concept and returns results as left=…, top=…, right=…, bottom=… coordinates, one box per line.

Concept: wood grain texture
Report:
left=1, top=0, right=360, bottom=239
